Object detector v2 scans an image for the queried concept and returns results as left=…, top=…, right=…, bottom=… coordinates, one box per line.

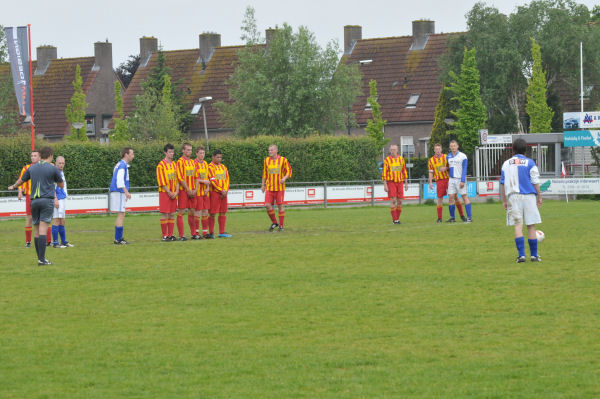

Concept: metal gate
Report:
left=475, top=143, right=512, bottom=180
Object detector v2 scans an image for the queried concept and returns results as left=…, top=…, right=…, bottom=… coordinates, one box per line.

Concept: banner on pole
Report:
left=4, top=26, right=31, bottom=117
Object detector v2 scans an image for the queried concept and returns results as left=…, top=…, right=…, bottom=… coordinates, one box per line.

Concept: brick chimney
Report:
left=93, top=40, right=113, bottom=71
left=265, top=28, right=277, bottom=50
left=35, top=45, right=57, bottom=75
left=140, top=36, right=158, bottom=66
left=199, top=33, right=221, bottom=65
left=344, top=25, right=362, bottom=55
left=411, top=20, right=435, bottom=50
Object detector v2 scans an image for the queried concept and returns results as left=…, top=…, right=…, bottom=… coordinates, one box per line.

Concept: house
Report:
left=0, top=41, right=119, bottom=141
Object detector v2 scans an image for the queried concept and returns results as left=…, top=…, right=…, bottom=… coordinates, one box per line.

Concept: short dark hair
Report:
left=121, top=147, right=133, bottom=158
left=513, top=138, right=527, bottom=155
left=434, top=143, right=442, bottom=148
left=40, top=146, right=53, bottom=159
left=449, top=140, right=458, bottom=146
left=213, top=149, right=222, bottom=156
left=182, top=142, right=192, bottom=151
left=31, top=149, right=40, bottom=155
left=196, top=145, right=205, bottom=152
left=164, top=143, right=174, bottom=152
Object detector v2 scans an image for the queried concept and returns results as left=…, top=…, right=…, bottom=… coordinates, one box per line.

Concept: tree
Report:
left=216, top=7, right=361, bottom=137
left=429, top=85, right=454, bottom=154
left=364, top=79, right=388, bottom=156
left=448, top=47, right=487, bottom=155
left=110, top=80, right=129, bottom=141
left=65, top=64, right=88, bottom=141
left=115, top=54, right=140, bottom=89
left=526, top=38, right=554, bottom=133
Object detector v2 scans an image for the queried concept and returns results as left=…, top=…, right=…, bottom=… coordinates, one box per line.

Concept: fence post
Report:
left=419, top=177, right=424, bottom=204
left=323, top=181, right=328, bottom=208
left=371, top=180, right=375, bottom=206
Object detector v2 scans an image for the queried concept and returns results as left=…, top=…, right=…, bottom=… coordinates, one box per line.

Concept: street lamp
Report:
left=72, top=122, right=84, bottom=139
left=191, top=96, right=213, bottom=151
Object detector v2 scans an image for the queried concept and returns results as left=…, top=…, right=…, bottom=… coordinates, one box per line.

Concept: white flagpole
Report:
left=580, top=41, right=585, bottom=177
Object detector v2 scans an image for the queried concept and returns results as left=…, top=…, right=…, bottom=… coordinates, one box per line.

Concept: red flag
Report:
left=561, top=162, right=566, bottom=178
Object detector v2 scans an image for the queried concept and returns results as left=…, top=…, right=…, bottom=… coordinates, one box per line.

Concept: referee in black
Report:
left=9, top=146, right=64, bottom=266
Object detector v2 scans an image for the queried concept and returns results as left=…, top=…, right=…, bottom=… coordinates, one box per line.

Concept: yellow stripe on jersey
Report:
left=382, top=156, right=407, bottom=183
left=428, top=154, right=450, bottom=181
left=262, top=156, right=292, bottom=191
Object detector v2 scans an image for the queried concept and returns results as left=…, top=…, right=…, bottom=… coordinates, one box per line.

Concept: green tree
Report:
left=429, top=85, right=454, bottom=154
left=526, top=38, right=554, bottom=133
left=65, top=64, right=88, bottom=141
left=216, top=7, right=361, bottom=137
left=110, top=80, right=129, bottom=141
left=364, top=79, right=388, bottom=156
left=153, top=74, right=181, bottom=141
left=448, top=47, right=487, bottom=155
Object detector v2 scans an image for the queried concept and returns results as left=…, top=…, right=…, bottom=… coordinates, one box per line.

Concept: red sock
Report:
left=160, top=220, right=168, bottom=237
left=267, top=209, right=277, bottom=224
left=390, top=208, right=396, bottom=221
left=47, top=227, right=52, bottom=244
left=201, top=216, right=209, bottom=235
left=25, top=226, right=32, bottom=243
left=167, top=219, right=174, bottom=236
left=396, top=206, right=402, bottom=219
left=456, top=202, right=464, bottom=217
left=176, top=215, right=184, bottom=237
left=208, top=215, right=215, bottom=234
left=218, top=214, right=227, bottom=234
left=437, top=206, right=443, bottom=219
left=194, top=216, right=200, bottom=235
left=278, top=211, right=285, bottom=227
left=188, top=214, right=195, bottom=235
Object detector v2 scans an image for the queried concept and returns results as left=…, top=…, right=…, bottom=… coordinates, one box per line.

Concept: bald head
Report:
left=55, top=156, right=65, bottom=171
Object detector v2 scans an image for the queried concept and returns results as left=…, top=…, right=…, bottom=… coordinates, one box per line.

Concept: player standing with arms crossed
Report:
left=207, top=149, right=231, bottom=238
left=175, top=143, right=198, bottom=241
left=261, top=144, right=292, bottom=232
left=428, top=143, right=467, bottom=223
left=382, top=144, right=408, bottom=224
left=157, top=144, right=179, bottom=241
left=500, top=138, right=543, bottom=262
left=446, top=140, right=472, bottom=223
left=193, top=146, right=211, bottom=239
left=110, top=147, right=134, bottom=245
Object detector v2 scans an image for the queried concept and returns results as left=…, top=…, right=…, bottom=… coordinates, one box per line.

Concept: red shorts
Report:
left=436, top=179, right=449, bottom=198
left=159, top=191, right=178, bottom=214
left=387, top=181, right=404, bottom=199
left=210, top=193, right=228, bottom=214
left=178, top=194, right=196, bottom=210
left=265, top=190, right=284, bottom=205
left=195, top=195, right=211, bottom=211
left=25, top=194, right=31, bottom=215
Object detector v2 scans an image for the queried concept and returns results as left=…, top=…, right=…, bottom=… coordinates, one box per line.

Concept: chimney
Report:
left=199, top=33, right=221, bottom=65
left=411, top=20, right=435, bottom=50
left=140, top=36, right=158, bottom=66
left=35, top=45, right=57, bottom=75
left=265, top=28, right=277, bottom=50
left=344, top=25, right=362, bottom=55
left=93, top=40, right=113, bottom=71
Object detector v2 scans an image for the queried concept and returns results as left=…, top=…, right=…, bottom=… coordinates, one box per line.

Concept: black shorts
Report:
left=31, top=198, right=54, bottom=225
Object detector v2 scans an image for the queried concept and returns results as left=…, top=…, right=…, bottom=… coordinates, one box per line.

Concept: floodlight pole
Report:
left=201, top=105, right=209, bottom=152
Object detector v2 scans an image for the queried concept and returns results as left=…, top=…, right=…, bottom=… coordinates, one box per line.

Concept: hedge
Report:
left=1, top=135, right=382, bottom=191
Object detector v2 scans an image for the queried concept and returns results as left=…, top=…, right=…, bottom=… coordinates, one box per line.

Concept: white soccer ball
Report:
left=536, top=230, right=545, bottom=242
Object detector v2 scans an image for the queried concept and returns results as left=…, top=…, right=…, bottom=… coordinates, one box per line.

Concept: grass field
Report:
left=1, top=200, right=599, bottom=398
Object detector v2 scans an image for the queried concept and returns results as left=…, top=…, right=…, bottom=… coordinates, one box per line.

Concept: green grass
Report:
left=1, top=201, right=599, bottom=398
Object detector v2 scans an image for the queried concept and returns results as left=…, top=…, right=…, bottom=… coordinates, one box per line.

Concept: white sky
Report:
left=3, top=0, right=598, bottom=66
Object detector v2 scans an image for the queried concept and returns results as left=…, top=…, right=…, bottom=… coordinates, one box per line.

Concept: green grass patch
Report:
left=1, top=201, right=599, bottom=398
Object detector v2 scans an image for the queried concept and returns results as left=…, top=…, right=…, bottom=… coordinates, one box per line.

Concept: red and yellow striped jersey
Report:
left=18, top=164, right=32, bottom=195
left=208, top=162, right=230, bottom=193
left=156, top=159, right=178, bottom=193
left=177, top=157, right=198, bottom=191
left=262, top=156, right=292, bottom=191
left=382, top=155, right=407, bottom=183
left=194, top=159, right=210, bottom=197
left=428, top=154, right=450, bottom=181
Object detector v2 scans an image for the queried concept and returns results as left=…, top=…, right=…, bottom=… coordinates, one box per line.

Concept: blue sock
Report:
left=466, top=203, right=472, bottom=218
left=58, top=225, right=67, bottom=244
left=115, top=226, right=124, bottom=241
left=449, top=205, right=455, bottom=218
left=515, top=237, right=525, bottom=257
left=528, top=238, right=538, bottom=257
left=51, top=225, right=59, bottom=244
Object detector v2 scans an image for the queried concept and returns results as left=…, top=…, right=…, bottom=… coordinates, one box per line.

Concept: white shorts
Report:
left=110, top=192, right=127, bottom=213
left=52, top=198, right=66, bottom=219
left=506, top=194, right=541, bottom=226
left=448, top=178, right=467, bottom=196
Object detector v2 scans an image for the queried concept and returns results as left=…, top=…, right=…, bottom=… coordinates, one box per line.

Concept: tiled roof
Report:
left=0, top=57, right=98, bottom=137
left=345, top=33, right=456, bottom=125
left=122, top=45, right=252, bottom=131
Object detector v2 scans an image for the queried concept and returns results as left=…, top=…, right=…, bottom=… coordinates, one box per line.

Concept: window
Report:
left=85, top=115, right=95, bottom=136
left=365, top=96, right=378, bottom=111
left=406, top=93, right=420, bottom=108
left=359, top=59, right=372, bottom=65
left=102, top=115, right=112, bottom=129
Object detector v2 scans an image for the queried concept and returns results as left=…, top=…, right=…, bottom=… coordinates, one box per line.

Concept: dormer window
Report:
left=359, top=59, right=372, bottom=65
left=365, top=96, right=379, bottom=111
left=406, top=93, right=420, bottom=108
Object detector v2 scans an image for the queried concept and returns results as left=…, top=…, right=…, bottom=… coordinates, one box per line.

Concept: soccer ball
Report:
left=536, top=230, right=545, bottom=242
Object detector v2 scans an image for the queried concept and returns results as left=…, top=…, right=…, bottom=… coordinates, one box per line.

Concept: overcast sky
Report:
left=3, top=0, right=598, bottom=66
